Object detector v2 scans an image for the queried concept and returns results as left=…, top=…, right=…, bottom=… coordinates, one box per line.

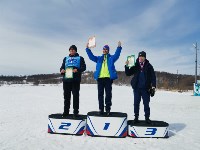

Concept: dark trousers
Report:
left=97, top=78, right=113, bottom=111
left=63, top=82, right=80, bottom=114
left=134, top=88, right=150, bottom=118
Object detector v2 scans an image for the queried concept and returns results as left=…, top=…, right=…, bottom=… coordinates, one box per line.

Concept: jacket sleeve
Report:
left=86, top=48, right=98, bottom=62
left=112, top=46, right=122, bottom=62
left=60, top=57, right=66, bottom=75
left=125, top=65, right=136, bottom=76
left=77, top=57, right=86, bottom=73
left=150, top=65, right=156, bottom=88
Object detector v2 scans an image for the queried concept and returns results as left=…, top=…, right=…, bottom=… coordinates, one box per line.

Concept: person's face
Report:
left=139, top=56, right=145, bottom=62
left=69, top=49, right=76, bottom=56
left=103, top=48, right=109, bottom=55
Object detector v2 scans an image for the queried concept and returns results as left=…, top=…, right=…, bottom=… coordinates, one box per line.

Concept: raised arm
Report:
left=124, top=57, right=138, bottom=76
left=85, top=42, right=98, bottom=62
left=112, top=41, right=122, bottom=62
left=125, top=65, right=136, bottom=76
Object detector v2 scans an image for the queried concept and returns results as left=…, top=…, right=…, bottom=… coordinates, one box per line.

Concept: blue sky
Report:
left=0, top=0, right=200, bottom=75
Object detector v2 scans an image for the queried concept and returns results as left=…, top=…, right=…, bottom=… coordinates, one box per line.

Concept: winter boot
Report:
left=73, top=110, right=79, bottom=118
left=106, top=109, right=110, bottom=116
left=133, top=116, right=139, bottom=124
left=98, top=109, right=104, bottom=115
left=145, top=117, right=151, bottom=124
left=62, top=112, right=69, bottom=117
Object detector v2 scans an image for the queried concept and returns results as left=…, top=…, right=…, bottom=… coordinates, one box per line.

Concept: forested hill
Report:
left=0, top=71, right=196, bottom=90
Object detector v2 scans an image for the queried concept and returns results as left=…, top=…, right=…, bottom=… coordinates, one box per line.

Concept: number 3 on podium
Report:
left=145, top=128, right=157, bottom=135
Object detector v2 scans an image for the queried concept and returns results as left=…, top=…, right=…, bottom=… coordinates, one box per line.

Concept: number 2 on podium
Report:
left=59, top=122, right=71, bottom=130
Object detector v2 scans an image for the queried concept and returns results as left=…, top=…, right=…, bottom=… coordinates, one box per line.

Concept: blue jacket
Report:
left=125, top=58, right=156, bottom=89
left=86, top=46, right=122, bottom=80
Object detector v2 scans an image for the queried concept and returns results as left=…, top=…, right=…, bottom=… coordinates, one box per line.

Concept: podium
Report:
left=86, top=111, right=127, bottom=138
left=128, top=120, right=169, bottom=138
left=48, top=114, right=87, bottom=135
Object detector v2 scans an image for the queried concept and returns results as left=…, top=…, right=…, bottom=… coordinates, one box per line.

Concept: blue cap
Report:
left=103, top=45, right=110, bottom=51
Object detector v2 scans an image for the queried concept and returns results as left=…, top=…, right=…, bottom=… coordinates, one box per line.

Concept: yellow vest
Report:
left=99, top=55, right=110, bottom=78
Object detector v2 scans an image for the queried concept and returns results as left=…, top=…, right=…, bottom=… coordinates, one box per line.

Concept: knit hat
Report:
left=69, top=45, right=77, bottom=52
left=103, top=45, right=110, bottom=51
left=138, top=51, right=146, bottom=58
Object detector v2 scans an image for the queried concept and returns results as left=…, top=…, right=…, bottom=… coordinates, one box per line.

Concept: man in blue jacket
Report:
left=86, top=41, right=122, bottom=116
left=125, top=51, right=156, bottom=124
left=60, top=45, right=86, bottom=118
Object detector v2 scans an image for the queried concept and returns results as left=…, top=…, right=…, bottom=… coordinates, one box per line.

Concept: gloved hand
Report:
left=149, top=87, right=156, bottom=97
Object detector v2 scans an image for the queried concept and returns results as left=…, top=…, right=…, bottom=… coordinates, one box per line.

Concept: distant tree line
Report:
left=0, top=71, right=196, bottom=90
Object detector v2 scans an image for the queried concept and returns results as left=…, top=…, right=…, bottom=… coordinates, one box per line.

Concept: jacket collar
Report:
left=136, top=58, right=149, bottom=66
left=69, top=53, right=79, bottom=57
left=101, top=53, right=110, bottom=57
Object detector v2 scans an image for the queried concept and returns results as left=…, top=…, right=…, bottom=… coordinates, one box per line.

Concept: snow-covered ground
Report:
left=0, top=84, right=200, bottom=150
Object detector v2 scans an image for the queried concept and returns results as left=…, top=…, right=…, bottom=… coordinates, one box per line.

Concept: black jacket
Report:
left=60, top=53, right=86, bottom=82
left=125, top=58, right=156, bottom=89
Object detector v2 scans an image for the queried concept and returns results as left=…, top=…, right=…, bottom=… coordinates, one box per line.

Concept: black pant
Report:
left=134, top=88, right=150, bottom=118
left=63, top=82, right=80, bottom=114
left=97, top=78, right=113, bottom=111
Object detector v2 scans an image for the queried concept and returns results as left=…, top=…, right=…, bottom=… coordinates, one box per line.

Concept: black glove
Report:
left=149, top=87, right=156, bottom=97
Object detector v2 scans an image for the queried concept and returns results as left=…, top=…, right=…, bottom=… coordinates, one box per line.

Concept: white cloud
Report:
left=0, top=0, right=199, bottom=75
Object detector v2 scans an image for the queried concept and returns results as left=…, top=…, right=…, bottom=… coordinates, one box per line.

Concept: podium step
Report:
left=86, top=111, right=127, bottom=138
left=48, top=113, right=169, bottom=138
left=128, top=120, right=169, bottom=138
left=48, top=113, right=87, bottom=135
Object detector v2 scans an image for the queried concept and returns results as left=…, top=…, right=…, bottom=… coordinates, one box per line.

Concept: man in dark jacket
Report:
left=60, top=45, right=86, bottom=117
left=86, top=41, right=122, bottom=116
left=125, top=51, right=156, bottom=124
